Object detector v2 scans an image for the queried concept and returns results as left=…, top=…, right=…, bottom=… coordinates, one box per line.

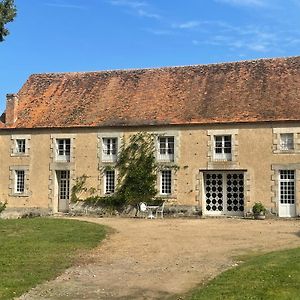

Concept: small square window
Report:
left=158, top=136, right=174, bottom=162
left=56, top=139, right=71, bottom=161
left=214, top=135, right=232, bottom=161
left=11, top=135, right=30, bottom=156
left=102, top=138, right=118, bottom=162
left=280, top=133, right=294, bottom=151
left=16, top=139, right=26, bottom=154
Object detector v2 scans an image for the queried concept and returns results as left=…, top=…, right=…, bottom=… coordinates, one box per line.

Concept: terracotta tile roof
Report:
left=3, top=56, right=300, bottom=129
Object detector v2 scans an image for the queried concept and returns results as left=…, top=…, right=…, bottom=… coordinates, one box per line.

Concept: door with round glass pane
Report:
left=204, top=172, right=245, bottom=216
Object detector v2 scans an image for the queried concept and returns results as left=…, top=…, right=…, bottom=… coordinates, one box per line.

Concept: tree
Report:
left=0, top=0, right=16, bottom=42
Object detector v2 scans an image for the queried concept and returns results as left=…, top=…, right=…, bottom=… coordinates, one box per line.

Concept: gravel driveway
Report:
left=19, top=217, right=300, bottom=300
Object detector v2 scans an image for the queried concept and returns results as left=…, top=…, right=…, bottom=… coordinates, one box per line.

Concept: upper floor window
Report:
left=15, top=170, right=25, bottom=194
left=158, top=136, right=174, bottom=162
left=16, top=139, right=26, bottom=154
left=56, top=138, right=71, bottom=162
left=214, top=135, right=232, bottom=161
left=11, top=135, right=31, bottom=156
left=280, top=133, right=294, bottom=151
left=105, top=170, right=115, bottom=194
left=102, top=138, right=118, bottom=162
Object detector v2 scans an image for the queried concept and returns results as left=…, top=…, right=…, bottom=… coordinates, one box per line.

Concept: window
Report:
left=11, top=135, right=30, bottom=156
left=16, top=139, right=26, bottom=154
left=214, top=135, right=232, bottom=161
left=58, top=170, right=70, bottom=200
left=15, top=170, right=25, bottom=193
left=102, top=138, right=117, bottom=162
left=105, top=170, right=115, bottom=194
left=56, top=139, right=71, bottom=161
left=280, top=133, right=294, bottom=151
left=158, top=136, right=174, bottom=161
left=161, top=170, right=172, bottom=195
left=279, top=170, right=295, bottom=204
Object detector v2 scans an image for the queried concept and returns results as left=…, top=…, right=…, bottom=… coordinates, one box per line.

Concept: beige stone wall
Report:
left=1, top=122, right=300, bottom=216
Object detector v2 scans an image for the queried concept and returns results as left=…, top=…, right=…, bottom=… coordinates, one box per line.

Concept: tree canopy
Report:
left=0, top=0, right=16, bottom=42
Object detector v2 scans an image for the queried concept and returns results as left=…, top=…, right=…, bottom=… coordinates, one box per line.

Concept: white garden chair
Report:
left=155, top=202, right=165, bottom=218
left=139, top=202, right=148, bottom=218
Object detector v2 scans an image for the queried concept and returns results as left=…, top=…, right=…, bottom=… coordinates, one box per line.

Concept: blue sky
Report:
left=1, top=0, right=300, bottom=112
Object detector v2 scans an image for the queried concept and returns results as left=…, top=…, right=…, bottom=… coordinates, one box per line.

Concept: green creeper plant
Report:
left=115, top=132, right=158, bottom=206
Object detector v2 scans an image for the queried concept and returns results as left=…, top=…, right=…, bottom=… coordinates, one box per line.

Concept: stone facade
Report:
left=1, top=122, right=300, bottom=217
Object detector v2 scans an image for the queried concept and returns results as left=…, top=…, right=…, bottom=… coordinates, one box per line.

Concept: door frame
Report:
left=201, top=170, right=246, bottom=217
left=278, top=170, right=297, bottom=217
left=55, top=170, right=71, bottom=213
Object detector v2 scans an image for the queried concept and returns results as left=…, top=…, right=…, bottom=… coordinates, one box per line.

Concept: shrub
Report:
left=252, top=202, right=266, bottom=214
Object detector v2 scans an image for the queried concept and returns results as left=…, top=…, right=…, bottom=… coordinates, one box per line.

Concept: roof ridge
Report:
left=29, top=55, right=300, bottom=77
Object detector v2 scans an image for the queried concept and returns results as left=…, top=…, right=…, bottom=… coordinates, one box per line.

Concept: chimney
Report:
left=6, top=94, right=19, bottom=125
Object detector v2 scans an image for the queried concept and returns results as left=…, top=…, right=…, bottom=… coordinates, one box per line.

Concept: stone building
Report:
left=1, top=56, right=300, bottom=217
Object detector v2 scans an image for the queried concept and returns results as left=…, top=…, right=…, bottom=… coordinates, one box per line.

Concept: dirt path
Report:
left=19, top=217, right=300, bottom=300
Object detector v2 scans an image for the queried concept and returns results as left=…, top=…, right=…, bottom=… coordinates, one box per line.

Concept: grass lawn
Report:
left=187, top=247, right=300, bottom=300
left=0, top=218, right=107, bottom=300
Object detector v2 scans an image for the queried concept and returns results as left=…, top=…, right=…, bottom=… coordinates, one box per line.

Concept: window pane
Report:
left=103, top=138, right=117, bottom=155
left=105, top=170, right=115, bottom=194
left=15, top=170, right=25, bottom=193
left=279, top=170, right=295, bottom=204
left=159, top=137, right=167, bottom=154
left=280, top=133, right=294, bottom=150
left=16, top=139, right=26, bottom=153
left=161, top=170, right=171, bottom=194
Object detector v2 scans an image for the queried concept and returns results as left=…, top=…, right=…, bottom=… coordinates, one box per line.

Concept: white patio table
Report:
left=146, top=205, right=159, bottom=219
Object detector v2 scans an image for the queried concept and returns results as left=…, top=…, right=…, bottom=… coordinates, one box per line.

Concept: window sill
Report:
left=10, top=193, right=30, bottom=197
left=273, top=150, right=298, bottom=154
left=11, top=153, right=29, bottom=157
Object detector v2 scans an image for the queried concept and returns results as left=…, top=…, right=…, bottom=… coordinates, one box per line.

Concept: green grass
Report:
left=187, top=247, right=300, bottom=300
left=0, top=218, right=107, bottom=300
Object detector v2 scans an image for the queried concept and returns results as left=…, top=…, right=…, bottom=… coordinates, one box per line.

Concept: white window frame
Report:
left=9, top=166, right=29, bottom=197
left=160, top=170, right=172, bottom=195
left=56, top=138, right=71, bottom=162
left=214, top=135, right=232, bottom=161
left=279, top=170, right=295, bottom=205
left=102, top=138, right=118, bottom=162
left=104, top=169, right=116, bottom=194
left=16, top=139, right=26, bottom=154
left=15, top=170, right=25, bottom=194
left=11, top=135, right=31, bottom=156
left=158, top=136, right=175, bottom=162
left=279, top=133, right=294, bottom=151
left=58, top=170, right=70, bottom=200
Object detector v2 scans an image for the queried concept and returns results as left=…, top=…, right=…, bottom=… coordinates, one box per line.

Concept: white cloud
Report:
left=146, top=29, right=173, bottom=36
left=136, top=9, right=161, bottom=19
left=108, top=0, right=146, bottom=9
left=215, top=0, right=266, bottom=7
left=108, top=0, right=161, bottom=19
left=44, top=2, right=87, bottom=9
left=173, top=21, right=200, bottom=29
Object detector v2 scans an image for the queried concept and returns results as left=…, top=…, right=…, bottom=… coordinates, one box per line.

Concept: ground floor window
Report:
left=105, top=170, right=115, bottom=194
left=161, top=170, right=172, bottom=195
left=15, top=170, right=25, bottom=193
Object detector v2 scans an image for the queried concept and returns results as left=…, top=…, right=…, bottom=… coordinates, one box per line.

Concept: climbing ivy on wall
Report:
left=115, top=132, right=158, bottom=206
left=71, top=132, right=178, bottom=209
